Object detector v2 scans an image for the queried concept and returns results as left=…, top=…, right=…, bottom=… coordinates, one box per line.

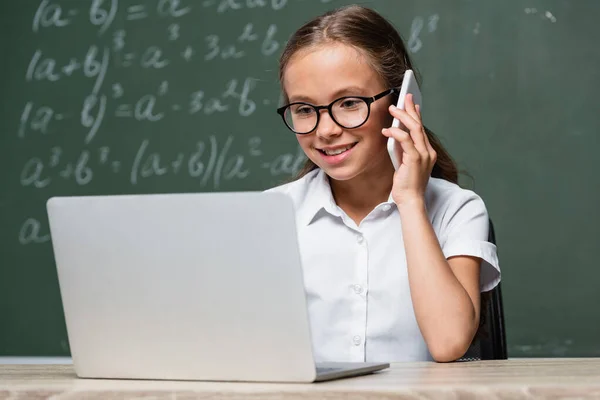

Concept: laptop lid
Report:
left=47, top=192, right=318, bottom=382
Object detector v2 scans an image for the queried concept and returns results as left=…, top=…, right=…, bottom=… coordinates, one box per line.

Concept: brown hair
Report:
left=279, top=5, right=458, bottom=184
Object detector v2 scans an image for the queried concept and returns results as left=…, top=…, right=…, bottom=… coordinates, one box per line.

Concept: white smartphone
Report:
left=387, top=69, right=422, bottom=170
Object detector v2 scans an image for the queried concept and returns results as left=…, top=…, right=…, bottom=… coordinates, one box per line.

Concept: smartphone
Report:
left=387, top=69, right=422, bottom=170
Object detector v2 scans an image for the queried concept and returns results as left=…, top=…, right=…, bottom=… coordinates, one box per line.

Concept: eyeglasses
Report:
left=276, top=88, right=398, bottom=134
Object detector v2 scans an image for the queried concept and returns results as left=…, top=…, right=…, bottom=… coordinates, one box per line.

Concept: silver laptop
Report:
left=46, top=192, right=389, bottom=382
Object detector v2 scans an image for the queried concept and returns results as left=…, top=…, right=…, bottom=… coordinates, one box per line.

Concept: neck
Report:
left=329, top=156, right=395, bottom=224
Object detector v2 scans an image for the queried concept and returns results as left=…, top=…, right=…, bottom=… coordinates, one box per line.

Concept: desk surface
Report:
left=1, top=358, right=600, bottom=399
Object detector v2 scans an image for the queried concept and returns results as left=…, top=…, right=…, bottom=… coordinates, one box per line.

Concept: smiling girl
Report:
left=269, top=5, right=500, bottom=363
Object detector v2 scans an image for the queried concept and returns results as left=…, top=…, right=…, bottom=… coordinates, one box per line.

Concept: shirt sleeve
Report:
left=438, top=190, right=501, bottom=292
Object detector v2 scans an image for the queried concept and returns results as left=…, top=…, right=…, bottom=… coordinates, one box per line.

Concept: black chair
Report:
left=458, top=219, right=507, bottom=361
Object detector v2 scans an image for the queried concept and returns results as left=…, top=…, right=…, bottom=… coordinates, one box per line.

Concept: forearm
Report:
left=398, top=199, right=479, bottom=361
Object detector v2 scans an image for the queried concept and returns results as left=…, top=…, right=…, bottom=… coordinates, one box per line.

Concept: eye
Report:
left=339, top=98, right=363, bottom=109
left=291, top=105, right=315, bottom=116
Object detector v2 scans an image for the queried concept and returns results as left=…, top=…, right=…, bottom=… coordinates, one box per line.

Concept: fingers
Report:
left=381, top=127, right=421, bottom=164
left=388, top=102, right=428, bottom=155
left=387, top=99, right=437, bottom=169
left=404, top=93, right=421, bottom=122
left=414, top=106, right=437, bottom=164
left=423, top=129, right=437, bottom=165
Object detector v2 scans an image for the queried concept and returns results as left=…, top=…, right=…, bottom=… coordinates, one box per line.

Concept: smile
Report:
left=316, top=142, right=358, bottom=166
left=318, top=143, right=357, bottom=156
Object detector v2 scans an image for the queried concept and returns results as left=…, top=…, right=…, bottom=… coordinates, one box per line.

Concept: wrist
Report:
left=395, top=195, right=427, bottom=214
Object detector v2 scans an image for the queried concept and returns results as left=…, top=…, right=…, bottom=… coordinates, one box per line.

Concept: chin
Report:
left=318, top=165, right=360, bottom=182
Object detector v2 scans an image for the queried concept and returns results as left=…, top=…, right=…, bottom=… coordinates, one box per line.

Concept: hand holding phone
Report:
left=387, top=70, right=422, bottom=170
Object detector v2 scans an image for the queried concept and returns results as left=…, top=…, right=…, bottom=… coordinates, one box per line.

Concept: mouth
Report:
left=317, top=143, right=358, bottom=156
left=315, top=142, right=358, bottom=165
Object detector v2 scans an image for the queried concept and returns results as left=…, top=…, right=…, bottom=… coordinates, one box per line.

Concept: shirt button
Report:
left=353, top=335, right=362, bottom=346
left=353, top=284, right=363, bottom=294
left=356, top=235, right=364, bottom=244
left=382, top=204, right=392, bottom=212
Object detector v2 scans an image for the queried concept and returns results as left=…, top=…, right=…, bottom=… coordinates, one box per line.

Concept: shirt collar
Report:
left=299, top=169, right=342, bottom=226
left=298, top=169, right=401, bottom=226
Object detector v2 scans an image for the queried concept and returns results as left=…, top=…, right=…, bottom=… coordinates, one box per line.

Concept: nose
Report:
left=315, top=109, right=343, bottom=140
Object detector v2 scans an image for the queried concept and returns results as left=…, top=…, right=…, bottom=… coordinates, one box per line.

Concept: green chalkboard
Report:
left=1, top=0, right=599, bottom=358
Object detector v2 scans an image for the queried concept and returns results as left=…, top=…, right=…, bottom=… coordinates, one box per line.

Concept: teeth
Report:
left=323, top=144, right=354, bottom=156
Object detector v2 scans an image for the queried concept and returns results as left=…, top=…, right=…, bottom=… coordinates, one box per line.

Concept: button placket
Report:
left=351, top=230, right=368, bottom=360
left=353, top=284, right=363, bottom=295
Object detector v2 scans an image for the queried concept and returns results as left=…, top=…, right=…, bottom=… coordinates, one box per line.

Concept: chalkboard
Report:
left=1, top=0, right=599, bottom=358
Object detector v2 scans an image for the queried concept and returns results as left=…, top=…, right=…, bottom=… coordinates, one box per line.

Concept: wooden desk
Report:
left=1, top=358, right=600, bottom=399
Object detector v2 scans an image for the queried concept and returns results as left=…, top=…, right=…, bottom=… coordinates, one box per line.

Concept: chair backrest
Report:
left=459, top=219, right=508, bottom=361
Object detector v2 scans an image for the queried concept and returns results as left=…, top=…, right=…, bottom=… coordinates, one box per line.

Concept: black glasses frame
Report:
left=276, top=88, right=399, bottom=134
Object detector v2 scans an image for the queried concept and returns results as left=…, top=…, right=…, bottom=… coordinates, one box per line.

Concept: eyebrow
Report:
left=288, top=86, right=369, bottom=103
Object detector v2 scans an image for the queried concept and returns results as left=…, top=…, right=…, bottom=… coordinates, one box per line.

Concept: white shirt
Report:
left=267, top=168, right=500, bottom=363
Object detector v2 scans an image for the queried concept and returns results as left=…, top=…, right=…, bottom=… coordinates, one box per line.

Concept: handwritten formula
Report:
left=10, top=0, right=445, bottom=245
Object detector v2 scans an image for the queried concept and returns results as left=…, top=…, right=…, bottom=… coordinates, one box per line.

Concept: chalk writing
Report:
left=19, top=137, right=303, bottom=194
left=18, top=102, right=58, bottom=138
left=203, top=23, right=280, bottom=61
left=89, top=0, right=118, bottom=35
left=20, top=157, right=52, bottom=188
left=25, top=45, right=110, bottom=95
left=81, top=94, right=107, bottom=143
left=131, top=136, right=250, bottom=188
left=32, top=0, right=72, bottom=33
left=167, top=23, right=180, bottom=41
left=15, top=0, right=330, bottom=245
left=408, top=14, right=440, bottom=54
left=215, top=0, right=288, bottom=13
left=525, top=8, right=557, bottom=23
left=157, top=0, right=191, bottom=17
left=19, top=218, right=51, bottom=245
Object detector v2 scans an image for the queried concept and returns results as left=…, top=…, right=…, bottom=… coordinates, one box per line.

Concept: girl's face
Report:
left=283, top=44, right=394, bottom=182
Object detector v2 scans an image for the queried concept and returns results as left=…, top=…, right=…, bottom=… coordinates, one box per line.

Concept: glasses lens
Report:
left=332, top=97, right=369, bottom=128
left=284, top=104, right=317, bottom=134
